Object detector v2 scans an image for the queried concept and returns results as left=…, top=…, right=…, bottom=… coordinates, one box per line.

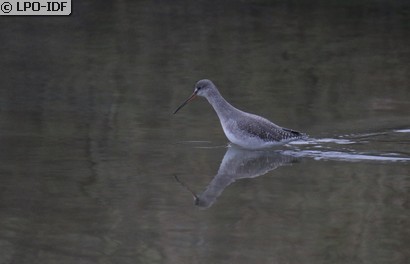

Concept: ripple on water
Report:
left=285, top=129, right=410, bottom=163
left=283, top=150, right=410, bottom=162
left=394, top=129, right=410, bottom=133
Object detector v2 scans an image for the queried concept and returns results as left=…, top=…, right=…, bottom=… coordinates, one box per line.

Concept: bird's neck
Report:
left=205, top=89, right=237, bottom=121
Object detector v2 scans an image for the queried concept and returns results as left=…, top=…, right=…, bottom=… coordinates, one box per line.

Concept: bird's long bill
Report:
left=173, top=92, right=197, bottom=114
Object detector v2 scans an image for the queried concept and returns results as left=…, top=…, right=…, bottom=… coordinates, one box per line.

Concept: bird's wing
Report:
left=236, top=114, right=304, bottom=142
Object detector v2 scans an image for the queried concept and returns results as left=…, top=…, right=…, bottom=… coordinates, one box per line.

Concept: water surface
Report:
left=1, top=1, right=409, bottom=263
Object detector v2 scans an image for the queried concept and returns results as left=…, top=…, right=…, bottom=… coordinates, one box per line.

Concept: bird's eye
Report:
left=197, top=86, right=201, bottom=90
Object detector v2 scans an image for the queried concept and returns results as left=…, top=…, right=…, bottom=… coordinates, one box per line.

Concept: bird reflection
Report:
left=176, top=145, right=297, bottom=208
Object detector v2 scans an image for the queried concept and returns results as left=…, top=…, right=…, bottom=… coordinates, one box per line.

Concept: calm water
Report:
left=1, top=1, right=409, bottom=263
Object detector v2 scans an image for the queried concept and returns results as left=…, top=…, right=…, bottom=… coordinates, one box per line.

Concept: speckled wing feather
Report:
left=236, top=115, right=305, bottom=142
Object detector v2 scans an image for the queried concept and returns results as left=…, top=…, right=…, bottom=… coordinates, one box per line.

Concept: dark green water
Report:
left=1, top=1, right=409, bottom=263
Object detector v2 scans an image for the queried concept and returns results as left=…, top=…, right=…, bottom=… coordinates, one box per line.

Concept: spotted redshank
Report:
left=174, top=79, right=306, bottom=149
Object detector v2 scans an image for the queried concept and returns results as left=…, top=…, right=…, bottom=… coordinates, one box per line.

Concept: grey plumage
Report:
left=174, top=79, right=307, bottom=149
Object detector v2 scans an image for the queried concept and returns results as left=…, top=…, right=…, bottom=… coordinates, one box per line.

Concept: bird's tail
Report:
left=282, top=127, right=307, bottom=139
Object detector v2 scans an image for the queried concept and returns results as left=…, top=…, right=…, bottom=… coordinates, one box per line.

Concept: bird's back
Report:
left=221, top=111, right=305, bottom=148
